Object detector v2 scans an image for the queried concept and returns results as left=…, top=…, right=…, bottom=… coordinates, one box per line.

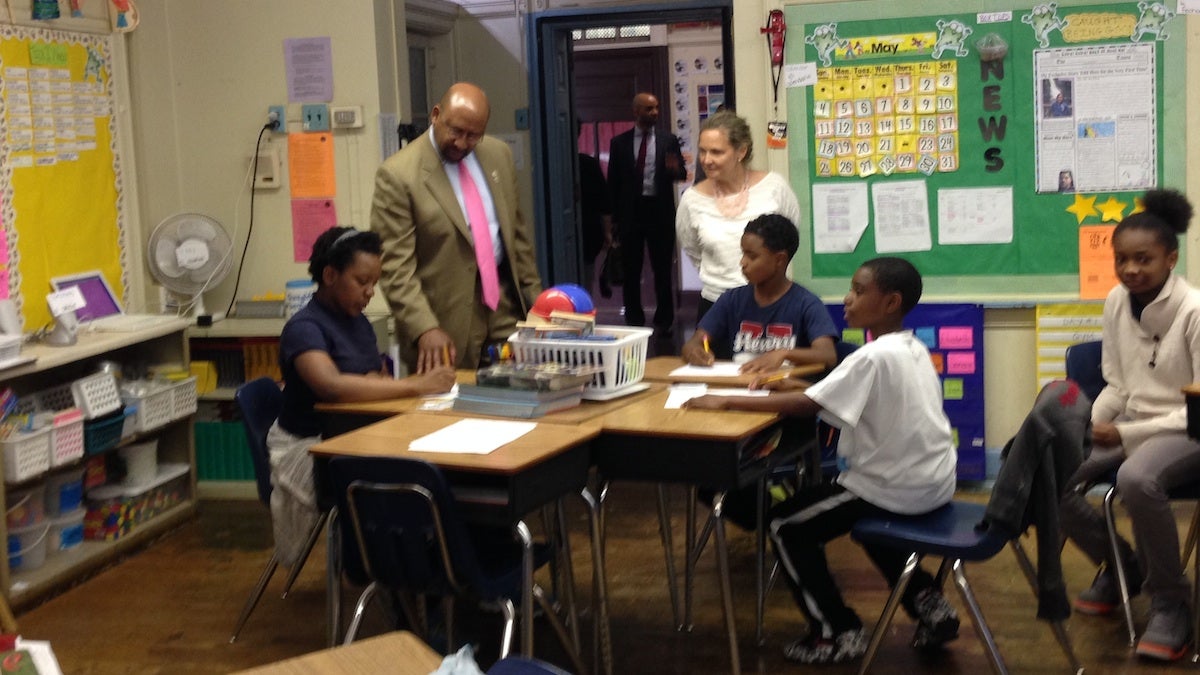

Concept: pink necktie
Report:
left=458, top=162, right=500, bottom=310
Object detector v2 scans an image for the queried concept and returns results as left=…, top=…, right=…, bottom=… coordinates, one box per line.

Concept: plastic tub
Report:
left=46, top=508, right=85, bottom=555
left=7, top=521, right=49, bottom=572
left=44, top=467, right=85, bottom=517
left=5, top=483, right=46, bottom=529
left=119, top=440, right=158, bottom=487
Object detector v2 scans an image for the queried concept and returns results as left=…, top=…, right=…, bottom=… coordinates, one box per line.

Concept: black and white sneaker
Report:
left=912, top=588, right=960, bottom=649
left=783, top=628, right=868, bottom=664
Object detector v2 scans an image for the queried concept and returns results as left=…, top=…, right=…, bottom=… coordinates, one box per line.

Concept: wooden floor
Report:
left=14, top=483, right=1200, bottom=674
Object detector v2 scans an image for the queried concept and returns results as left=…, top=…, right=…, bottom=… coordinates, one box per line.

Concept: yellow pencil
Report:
left=758, top=371, right=790, bottom=385
left=442, top=344, right=451, bottom=367
left=702, top=336, right=710, bottom=354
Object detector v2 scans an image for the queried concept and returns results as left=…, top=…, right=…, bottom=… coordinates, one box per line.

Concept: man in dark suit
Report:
left=607, top=92, right=686, bottom=333
left=371, top=82, right=542, bottom=373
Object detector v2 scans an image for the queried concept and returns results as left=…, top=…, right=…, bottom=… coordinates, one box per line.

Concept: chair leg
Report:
left=326, top=506, right=342, bottom=648
left=1102, top=485, right=1137, bottom=646
left=655, top=484, right=682, bottom=629
left=581, top=484, right=612, bottom=675
left=555, top=497, right=582, bottom=655
left=443, top=595, right=456, bottom=653
left=710, top=492, right=741, bottom=675
left=281, top=510, right=329, bottom=599
left=950, top=559, right=1009, bottom=675
left=1008, top=538, right=1039, bottom=598
left=498, top=598, right=518, bottom=660
left=516, top=520, right=536, bottom=656
left=1182, top=502, right=1200, bottom=568
left=858, top=552, right=919, bottom=675
left=755, top=473, right=767, bottom=646
left=1010, top=541, right=1085, bottom=673
left=343, top=581, right=378, bottom=645
left=229, top=550, right=281, bottom=643
left=1049, top=620, right=1085, bottom=675
left=534, top=585, right=589, bottom=675
left=684, top=485, right=697, bottom=632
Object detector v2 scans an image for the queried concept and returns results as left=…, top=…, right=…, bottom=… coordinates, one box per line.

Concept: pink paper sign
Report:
left=938, top=326, right=973, bottom=350
left=291, top=199, right=338, bottom=262
left=946, top=351, right=976, bottom=375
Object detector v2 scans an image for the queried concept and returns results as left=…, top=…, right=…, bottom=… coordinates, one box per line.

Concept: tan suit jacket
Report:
left=371, top=134, right=541, bottom=370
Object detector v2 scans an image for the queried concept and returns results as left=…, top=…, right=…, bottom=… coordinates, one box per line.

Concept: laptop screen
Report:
left=50, top=272, right=122, bottom=322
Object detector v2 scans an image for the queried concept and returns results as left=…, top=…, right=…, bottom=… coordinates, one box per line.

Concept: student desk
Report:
left=309, top=413, right=599, bottom=661
left=1185, top=383, right=1200, bottom=439
left=593, top=389, right=785, bottom=675
left=232, top=630, right=442, bottom=675
left=642, top=354, right=825, bottom=386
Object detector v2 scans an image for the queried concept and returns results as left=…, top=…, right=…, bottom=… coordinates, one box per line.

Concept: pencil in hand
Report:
left=757, top=371, right=790, bottom=385
left=442, top=344, right=451, bottom=367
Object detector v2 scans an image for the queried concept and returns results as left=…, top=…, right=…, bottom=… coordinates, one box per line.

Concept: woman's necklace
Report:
left=713, top=172, right=749, bottom=219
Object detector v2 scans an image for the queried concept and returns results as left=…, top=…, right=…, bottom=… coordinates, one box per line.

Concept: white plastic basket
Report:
left=71, top=372, right=122, bottom=419
left=122, top=383, right=174, bottom=434
left=0, top=334, right=21, bottom=362
left=508, top=326, right=652, bottom=400
left=2, top=426, right=52, bottom=483
left=49, top=408, right=85, bottom=467
left=169, top=377, right=197, bottom=421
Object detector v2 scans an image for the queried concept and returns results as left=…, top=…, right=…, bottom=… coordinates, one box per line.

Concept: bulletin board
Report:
left=826, top=302, right=987, bottom=480
left=788, top=1, right=1186, bottom=300
left=0, top=24, right=124, bottom=330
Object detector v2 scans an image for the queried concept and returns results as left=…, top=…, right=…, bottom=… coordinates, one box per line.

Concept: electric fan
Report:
left=147, top=213, right=233, bottom=319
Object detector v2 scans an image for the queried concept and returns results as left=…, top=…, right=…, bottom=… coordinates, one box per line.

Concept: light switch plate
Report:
left=301, top=104, right=330, bottom=132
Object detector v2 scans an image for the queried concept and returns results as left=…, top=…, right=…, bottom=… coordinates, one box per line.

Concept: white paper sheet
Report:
left=872, top=180, right=931, bottom=252
left=811, top=182, right=869, bottom=253
left=669, top=362, right=744, bottom=378
left=665, top=384, right=770, bottom=409
left=937, top=187, right=1013, bottom=244
left=408, top=419, right=536, bottom=454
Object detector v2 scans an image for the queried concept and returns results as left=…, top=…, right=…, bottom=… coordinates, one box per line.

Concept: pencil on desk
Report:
left=758, top=371, right=791, bottom=385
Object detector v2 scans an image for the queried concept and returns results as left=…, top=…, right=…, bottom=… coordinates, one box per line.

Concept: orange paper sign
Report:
left=1078, top=225, right=1117, bottom=300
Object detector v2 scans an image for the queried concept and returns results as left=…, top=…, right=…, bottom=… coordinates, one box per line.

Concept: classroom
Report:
left=0, top=0, right=1199, bottom=673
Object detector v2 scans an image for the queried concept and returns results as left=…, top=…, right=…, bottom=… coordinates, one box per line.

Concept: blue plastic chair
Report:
left=229, top=377, right=329, bottom=643
left=487, top=655, right=573, bottom=675
left=851, top=501, right=1084, bottom=674
left=327, top=457, right=583, bottom=673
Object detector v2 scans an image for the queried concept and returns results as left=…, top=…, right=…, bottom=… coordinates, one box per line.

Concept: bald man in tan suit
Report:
left=371, top=83, right=542, bottom=373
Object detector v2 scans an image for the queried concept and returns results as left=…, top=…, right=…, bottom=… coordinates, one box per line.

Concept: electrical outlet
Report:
left=301, top=104, right=330, bottom=132
left=330, top=105, right=363, bottom=129
left=268, top=105, right=286, bottom=133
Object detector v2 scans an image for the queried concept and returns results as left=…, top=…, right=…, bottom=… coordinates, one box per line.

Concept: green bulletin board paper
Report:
left=785, top=0, right=1185, bottom=301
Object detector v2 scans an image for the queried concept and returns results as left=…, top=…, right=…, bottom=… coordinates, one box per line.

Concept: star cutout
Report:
left=1066, top=193, right=1098, bottom=224
left=1096, top=196, right=1127, bottom=223
left=1130, top=197, right=1144, bottom=215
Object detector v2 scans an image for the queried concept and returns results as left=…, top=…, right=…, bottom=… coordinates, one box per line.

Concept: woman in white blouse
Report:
left=676, top=110, right=801, bottom=319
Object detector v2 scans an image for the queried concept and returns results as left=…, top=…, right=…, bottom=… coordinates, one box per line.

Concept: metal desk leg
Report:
left=516, top=521, right=535, bottom=656
left=710, top=492, right=742, bottom=675
left=325, top=506, right=341, bottom=648
left=684, top=485, right=697, bottom=631
left=756, top=474, right=767, bottom=645
left=555, top=498, right=582, bottom=654
left=581, top=486, right=613, bottom=675
left=656, top=484, right=682, bottom=628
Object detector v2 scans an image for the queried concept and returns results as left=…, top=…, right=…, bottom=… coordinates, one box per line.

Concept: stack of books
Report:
left=452, top=383, right=584, bottom=418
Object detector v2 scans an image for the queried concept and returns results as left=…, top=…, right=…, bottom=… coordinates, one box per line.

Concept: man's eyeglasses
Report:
left=441, top=120, right=483, bottom=144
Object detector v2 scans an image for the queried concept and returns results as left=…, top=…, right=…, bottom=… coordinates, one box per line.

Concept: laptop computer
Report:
left=50, top=270, right=173, bottom=332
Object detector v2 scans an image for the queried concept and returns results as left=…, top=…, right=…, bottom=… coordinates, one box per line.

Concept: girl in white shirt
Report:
left=676, top=111, right=800, bottom=320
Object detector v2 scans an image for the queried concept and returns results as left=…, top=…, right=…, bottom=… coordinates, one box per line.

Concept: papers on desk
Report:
left=408, top=419, right=536, bottom=454
left=665, top=383, right=770, bottom=409
left=670, top=362, right=744, bottom=378
left=419, top=383, right=458, bottom=411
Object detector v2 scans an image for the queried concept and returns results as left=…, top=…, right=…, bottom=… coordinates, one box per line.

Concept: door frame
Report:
left=525, top=1, right=734, bottom=287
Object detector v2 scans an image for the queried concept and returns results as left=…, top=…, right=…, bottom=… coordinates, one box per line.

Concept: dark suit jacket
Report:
left=370, top=134, right=542, bottom=369
left=607, top=128, right=686, bottom=230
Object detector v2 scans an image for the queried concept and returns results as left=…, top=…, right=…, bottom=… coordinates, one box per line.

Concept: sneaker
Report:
left=1136, top=603, right=1192, bottom=661
left=783, top=628, right=868, bottom=665
left=1074, top=570, right=1120, bottom=616
left=912, top=588, right=960, bottom=649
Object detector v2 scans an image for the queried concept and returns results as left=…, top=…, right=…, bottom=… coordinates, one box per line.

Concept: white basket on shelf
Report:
left=508, top=326, right=652, bottom=400
left=168, top=377, right=197, bottom=421
left=0, top=335, right=21, bottom=362
left=49, top=408, right=85, bottom=467
left=2, top=426, right=52, bottom=483
left=121, top=382, right=174, bottom=434
left=71, top=372, right=122, bottom=419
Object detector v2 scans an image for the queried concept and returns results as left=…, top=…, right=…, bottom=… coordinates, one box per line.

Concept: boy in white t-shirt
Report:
left=686, top=257, right=959, bottom=665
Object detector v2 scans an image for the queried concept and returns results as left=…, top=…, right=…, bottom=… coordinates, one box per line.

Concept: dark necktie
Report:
left=634, top=131, right=649, bottom=182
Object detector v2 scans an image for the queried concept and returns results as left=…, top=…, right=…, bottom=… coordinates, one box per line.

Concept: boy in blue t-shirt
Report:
left=681, top=213, right=838, bottom=372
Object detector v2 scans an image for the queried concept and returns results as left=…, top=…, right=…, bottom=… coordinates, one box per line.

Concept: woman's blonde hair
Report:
left=699, top=110, right=752, bottom=164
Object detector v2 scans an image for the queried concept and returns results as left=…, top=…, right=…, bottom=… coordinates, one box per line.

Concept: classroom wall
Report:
left=117, top=0, right=1200, bottom=457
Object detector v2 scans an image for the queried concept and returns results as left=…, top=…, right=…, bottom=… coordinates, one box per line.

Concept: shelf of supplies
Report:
left=8, top=500, right=197, bottom=609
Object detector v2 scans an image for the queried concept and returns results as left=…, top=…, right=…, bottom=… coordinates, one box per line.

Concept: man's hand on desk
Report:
left=417, top=328, right=456, bottom=373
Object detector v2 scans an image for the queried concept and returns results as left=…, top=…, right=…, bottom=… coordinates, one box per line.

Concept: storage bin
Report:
left=1, top=426, right=52, bottom=483
left=119, top=440, right=158, bottom=487
left=7, top=521, right=48, bottom=572
left=49, top=408, right=84, bottom=466
left=169, top=377, right=198, bottom=420
left=46, top=507, right=85, bottom=555
left=121, top=382, right=173, bottom=433
left=508, top=326, right=652, bottom=400
left=70, top=372, right=123, bottom=419
left=85, top=463, right=189, bottom=541
left=83, top=409, right=132, bottom=455
left=44, top=467, right=85, bottom=517
left=0, top=334, right=21, bottom=362
left=5, top=483, right=46, bottom=529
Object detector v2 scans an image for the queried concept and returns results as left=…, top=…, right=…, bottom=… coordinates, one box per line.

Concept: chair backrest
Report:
left=234, top=377, right=283, bottom=505
left=487, top=656, right=573, bottom=675
left=834, top=339, right=859, bottom=365
left=327, top=457, right=487, bottom=597
left=1064, top=340, right=1105, bottom=402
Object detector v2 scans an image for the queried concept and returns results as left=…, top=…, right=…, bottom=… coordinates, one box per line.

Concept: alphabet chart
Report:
left=812, top=61, right=959, bottom=178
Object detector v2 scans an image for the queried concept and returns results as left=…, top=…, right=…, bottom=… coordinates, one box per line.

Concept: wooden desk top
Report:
left=642, top=355, right=824, bottom=386
left=309, top=412, right=600, bottom=475
left=1184, top=383, right=1200, bottom=396
left=318, top=374, right=664, bottom=425
left=597, top=389, right=780, bottom=441
left=233, top=631, right=442, bottom=674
